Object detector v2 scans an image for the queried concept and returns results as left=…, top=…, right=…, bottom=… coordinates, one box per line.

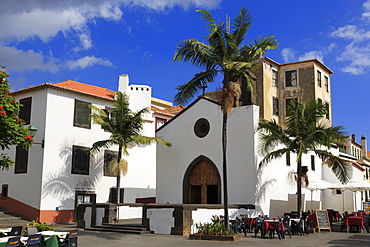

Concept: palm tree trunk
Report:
left=222, top=111, right=229, bottom=231
left=116, top=145, right=122, bottom=222
left=297, top=160, right=302, bottom=218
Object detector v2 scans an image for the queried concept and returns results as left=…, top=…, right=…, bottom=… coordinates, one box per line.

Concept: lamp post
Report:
left=28, top=125, right=44, bottom=148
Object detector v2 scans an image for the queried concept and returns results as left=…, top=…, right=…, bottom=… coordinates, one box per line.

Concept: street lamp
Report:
left=28, top=125, right=44, bottom=148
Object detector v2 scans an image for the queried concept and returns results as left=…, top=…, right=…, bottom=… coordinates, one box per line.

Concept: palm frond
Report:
left=244, top=35, right=278, bottom=59
left=90, top=140, right=113, bottom=154
left=173, top=39, right=215, bottom=69
left=174, top=70, right=219, bottom=105
left=132, top=135, right=172, bottom=147
left=314, top=149, right=352, bottom=184
left=231, top=7, right=252, bottom=46
left=259, top=148, right=287, bottom=168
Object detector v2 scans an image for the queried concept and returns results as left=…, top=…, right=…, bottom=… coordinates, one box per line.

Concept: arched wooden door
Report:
left=186, top=159, right=220, bottom=204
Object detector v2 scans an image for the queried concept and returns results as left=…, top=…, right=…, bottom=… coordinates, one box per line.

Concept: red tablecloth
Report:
left=334, top=211, right=341, bottom=219
left=345, top=216, right=364, bottom=232
left=307, top=213, right=315, bottom=221
left=264, top=220, right=285, bottom=233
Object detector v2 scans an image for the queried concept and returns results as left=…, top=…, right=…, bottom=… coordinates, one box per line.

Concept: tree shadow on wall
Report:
left=255, top=166, right=277, bottom=216
left=41, top=138, right=103, bottom=222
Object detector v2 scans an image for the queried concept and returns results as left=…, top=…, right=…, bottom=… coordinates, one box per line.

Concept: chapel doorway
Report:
left=185, top=158, right=221, bottom=204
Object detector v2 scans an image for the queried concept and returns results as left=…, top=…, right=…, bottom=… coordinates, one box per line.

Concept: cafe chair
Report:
left=5, top=236, right=21, bottom=247
left=282, top=217, right=292, bottom=238
left=8, top=226, right=23, bottom=237
left=242, top=218, right=252, bottom=234
left=58, top=229, right=79, bottom=247
left=27, top=228, right=38, bottom=236
left=25, top=234, right=42, bottom=247
left=267, top=222, right=283, bottom=239
left=253, top=217, right=265, bottom=238
left=363, top=215, right=370, bottom=233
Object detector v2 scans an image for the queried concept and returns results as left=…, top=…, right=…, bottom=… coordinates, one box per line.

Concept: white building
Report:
left=156, top=96, right=364, bottom=217
left=0, top=74, right=180, bottom=223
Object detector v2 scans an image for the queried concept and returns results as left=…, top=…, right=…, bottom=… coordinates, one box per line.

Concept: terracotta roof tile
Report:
left=54, top=80, right=116, bottom=100
left=151, top=105, right=186, bottom=117
left=163, top=105, right=186, bottom=115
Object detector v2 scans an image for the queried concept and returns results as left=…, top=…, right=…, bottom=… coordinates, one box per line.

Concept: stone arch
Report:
left=182, top=155, right=221, bottom=204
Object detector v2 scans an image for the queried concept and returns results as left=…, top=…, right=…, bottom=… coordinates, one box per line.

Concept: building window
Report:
left=74, top=100, right=91, bottom=129
left=285, top=98, right=298, bottom=115
left=272, top=70, right=278, bottom=87
left=1, top=185, right=8, bottom=199
left=155, top=117, right=167, bottom=130
left=324, top=76, right=329, bottom=92
left=285, top=70, right=297, bottom=87
left=72, top=145, right=90, bottom=175
left=286, top=151, right=291, bottom=166
left=273, top=97, right=279, bottom=116
left=104, top=150, right=118, bottom=177
left=317, top=70, right=322, bottom=87
left=15, top=145, right=28, bottom=174
left=311, top=155, right=315, bottom=171
left=19, top=97, right=32, bottom=125
left=101, top=107, right=114, bottom=131
left=194, top=118, right=210, bottom=138
left=325, top=102, right=330, bottom=119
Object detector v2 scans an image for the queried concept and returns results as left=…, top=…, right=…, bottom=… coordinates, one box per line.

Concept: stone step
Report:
left=0, top=215, right=23, bottom=220
left=101, top=224, right=149, bottom=231
left=0, top=221, right=30, bottom=228
left=0, top=207, right=30, bottom=227
left=85, top=224, right=153, bottom=235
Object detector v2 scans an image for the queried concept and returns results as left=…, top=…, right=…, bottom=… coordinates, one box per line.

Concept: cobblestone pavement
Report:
left=53, top=223, right=370, bottom=247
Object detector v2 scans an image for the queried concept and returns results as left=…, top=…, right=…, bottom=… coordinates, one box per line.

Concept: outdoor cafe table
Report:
left=264, top=220, right=285, bottom=237
left=40, top=231, right=69, bottom=247
left=0, top=228, right=11, bottom=235
left=0, top=231, right=69, bottom=247
left=345, top=216, right=364, bottom=233
left=0, top=236, right=27, bottom=247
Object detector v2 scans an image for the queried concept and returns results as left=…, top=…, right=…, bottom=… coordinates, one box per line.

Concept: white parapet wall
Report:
left=146, top=208, right=175, bottom=234
left=118, top=205, right=143, bottom=220
left=84, top=207, right=105, bottom=228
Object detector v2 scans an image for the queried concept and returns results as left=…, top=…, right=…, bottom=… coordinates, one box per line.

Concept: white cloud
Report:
left=66, top=56, right=113, bottom=69
left=330, top=25, right=370, bottom=41
left=0, top=0, right=220, bottom=46
left=336, top=42, right=370, bottom=75
left=298, top=51, right=324, bottom=63
left=329, top=0, right=370, bottom=75
left=0, top=0, right=221, bottom=75
left=281, top=48, right=296, bottom=63
left=362, top=0, right=370, bottom=19
left=0, top=46, right=59, bottom=73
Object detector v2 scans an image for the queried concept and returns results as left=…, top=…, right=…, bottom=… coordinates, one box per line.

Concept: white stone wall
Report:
left=156, top=98, right=338, bottom=218
left=1, top=76, right=161, bottom=214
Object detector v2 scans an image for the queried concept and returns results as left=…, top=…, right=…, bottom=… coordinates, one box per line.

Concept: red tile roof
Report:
left=151, top=105, right=185, bottom=117
left=54, top=80, right=116, bottom=100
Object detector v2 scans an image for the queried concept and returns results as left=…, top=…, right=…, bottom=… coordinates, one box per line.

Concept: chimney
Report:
left=361, top=135, right=367, bottom=159
left=352, top=133, right=356, bottom=142
left=118, top=74, right=129, bottom=94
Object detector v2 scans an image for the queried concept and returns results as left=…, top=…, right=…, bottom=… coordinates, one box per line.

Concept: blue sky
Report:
left=1, top=0, right=370, bottom=145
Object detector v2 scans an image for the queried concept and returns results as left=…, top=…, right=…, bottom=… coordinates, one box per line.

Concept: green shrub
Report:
left=195, top=216, right=234, bottom=236
left=23, top=218, right=55, bottom=236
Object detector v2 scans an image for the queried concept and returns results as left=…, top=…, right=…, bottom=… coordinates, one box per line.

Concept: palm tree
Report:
left=173, top=7, right=278, bottom=230
left=258, top=98, right=352, bottom=216
left=90, top=92, right=171, bottom=221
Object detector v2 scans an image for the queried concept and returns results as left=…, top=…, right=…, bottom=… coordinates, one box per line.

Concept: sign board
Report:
left=315, top=209, right=331, bottom=232
left=363, top=202, right=370, bottom=213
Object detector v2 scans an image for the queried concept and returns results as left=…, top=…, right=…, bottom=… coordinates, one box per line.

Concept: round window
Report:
left=194, top=118, right=210, bottom=138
